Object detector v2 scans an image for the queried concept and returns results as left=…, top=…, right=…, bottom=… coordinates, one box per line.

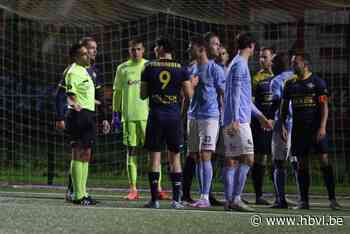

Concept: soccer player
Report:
left=204, top=31, right=225, bottom=206
left=217, top=45, right=230, bottom=73
left=182, top=32, right=224, bottom=205
left=214, top=45, right=230, bottom=165
left=55, top=73, right=70, bottom=131
left=141, top=37, right=197, bottom=209
left=181, top=58, right=198, bottom=204
left=204, top=32, right=221, bottom=60
left=281, top=52, right=340, bottom=210
left=112, top=39, right=148, bottom=200
left=64, top=43, right=97, bottom=205
left=183, top=32, right=223, bottom=205
left=223, top=33, right=272, bottom=212
left=80, top=37, right=110, bottom=135
left=187, top=36, right=225, bottom=208
left=55, top=55, right=72, bottom=201
left=113, top=39, right=168, bottom=201
left=250, top=47, right=275, bottom=205
left=269, top=52, right=295, bottom=208
left=252, top=47, right=274, bottom=91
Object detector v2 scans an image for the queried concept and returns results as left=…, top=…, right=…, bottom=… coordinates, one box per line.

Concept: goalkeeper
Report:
left=113, top=39, right=168, bottom=200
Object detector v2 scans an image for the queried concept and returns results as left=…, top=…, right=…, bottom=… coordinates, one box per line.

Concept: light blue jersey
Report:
left=188, top=60, right=225, bottom=120
left=270, top=70, right=294, bottom=131
left=216, top=63, right=226, bottom=126
left=187, top=62, right=198, bottom=76
left=223, top=54, right=262, bottom=126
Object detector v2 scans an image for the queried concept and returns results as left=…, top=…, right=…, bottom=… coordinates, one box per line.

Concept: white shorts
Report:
left=271, top=127, right=291, bottom=161
left=223, top=123, right=254, bottom=157
left=188, top=119, right=219, bottom=152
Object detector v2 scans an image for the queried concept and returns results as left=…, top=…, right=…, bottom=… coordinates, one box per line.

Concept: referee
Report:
left=65, top=43, right=97, bottom=206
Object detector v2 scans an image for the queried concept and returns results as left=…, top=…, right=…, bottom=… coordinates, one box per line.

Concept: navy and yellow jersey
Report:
left=283, top=73, right=328, bottom=128
left=87, top=64, right=108, bottom=120
left=251, top=75, right=273, bottom=148
left=254, top=75, right=274, bottom=116
left=141, top=59, right=191, bottom=117
left=252, top=70, right=273, bottom=94
left=55, top=65, right=72, bottom=121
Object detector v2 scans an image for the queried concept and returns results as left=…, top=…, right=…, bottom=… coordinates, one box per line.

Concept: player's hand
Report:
left=73, top=104, right=82, bottom=112
left=102, top=120, right=111, bottom=135
left=258, top=116, right=273, bottom=131
left=55, top=120, right=65, bottom=130
left=191, top=75, right=199, bottom=87
left=262, top=119, right=274, bottom=131
left=225, top=121, right=240, bottom=136
left=316, top=127, right=326, bottom=142
left=281, top=124, right=288, bottom=143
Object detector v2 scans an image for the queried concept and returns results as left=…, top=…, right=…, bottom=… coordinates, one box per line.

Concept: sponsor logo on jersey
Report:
left=306, top=82, right=315, bottom=89
left=128, top=80, right=140, bottom=85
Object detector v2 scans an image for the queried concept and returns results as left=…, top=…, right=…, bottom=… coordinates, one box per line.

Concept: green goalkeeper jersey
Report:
left=65, top=63, right=95, bottom=112
left=113, top=58, right=149, bottom=122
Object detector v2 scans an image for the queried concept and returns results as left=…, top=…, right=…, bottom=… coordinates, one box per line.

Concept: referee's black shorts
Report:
left=66, top=109, right=96, bottom=148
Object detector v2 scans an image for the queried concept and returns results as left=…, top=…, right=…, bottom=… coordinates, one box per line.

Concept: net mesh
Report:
left=0, top=1, right=349, bottom=188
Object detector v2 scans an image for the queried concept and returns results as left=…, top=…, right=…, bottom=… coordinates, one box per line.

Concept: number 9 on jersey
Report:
left=159, top=71, right=171, bottom=90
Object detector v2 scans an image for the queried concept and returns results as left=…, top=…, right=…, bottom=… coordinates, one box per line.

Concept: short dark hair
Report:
left=69, top=43, right=85, bottom=59
left=294, top=52, right=312, bottom=67
left=79, top=37, right=96, bottom=47
left=261, top=46, right=275, bottom=55
left=272, top=52, right=290, bottom=75
left=203, top=32, right=219, bottom=44
left=236, top=32, right=256, bottom=50
left=190, top=36, right=207, bottom=49
left=129, top=38, right=144, bottom=47
left=155, top=37, right=174, bottom=54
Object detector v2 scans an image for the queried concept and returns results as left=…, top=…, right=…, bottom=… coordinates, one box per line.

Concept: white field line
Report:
left=0, top=191, right=341, bottom=205
left=0, top=202, right=349, bottom=218
left=0, top=192, right=349, bottom=218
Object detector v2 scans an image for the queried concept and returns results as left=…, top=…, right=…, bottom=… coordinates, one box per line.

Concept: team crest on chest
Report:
left=306, top=82, right=315, bottom=89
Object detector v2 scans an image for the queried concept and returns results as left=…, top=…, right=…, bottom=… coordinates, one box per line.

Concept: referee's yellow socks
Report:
left=81, top=162, right=89, bottom=198
left=71, top=160, right=84, bottom=200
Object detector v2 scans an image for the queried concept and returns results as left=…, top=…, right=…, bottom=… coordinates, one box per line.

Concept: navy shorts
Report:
left=251, top=118, right=272, bottom=155
left=144, top=113, right=183, bottom=153
left=291, top=126, right=329, bottom=158
left=66, top=109, right=96, bottom=148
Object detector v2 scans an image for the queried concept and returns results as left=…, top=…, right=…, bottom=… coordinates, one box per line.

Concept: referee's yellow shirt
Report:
left=65, top=63, right=95, bottom=112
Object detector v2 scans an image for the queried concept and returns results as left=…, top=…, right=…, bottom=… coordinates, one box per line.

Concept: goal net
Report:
left=0, top=0, right=349, bottom=189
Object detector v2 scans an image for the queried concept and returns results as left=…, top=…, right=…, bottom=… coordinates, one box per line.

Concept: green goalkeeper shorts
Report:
left=122, top=121, right=147, bottom=147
